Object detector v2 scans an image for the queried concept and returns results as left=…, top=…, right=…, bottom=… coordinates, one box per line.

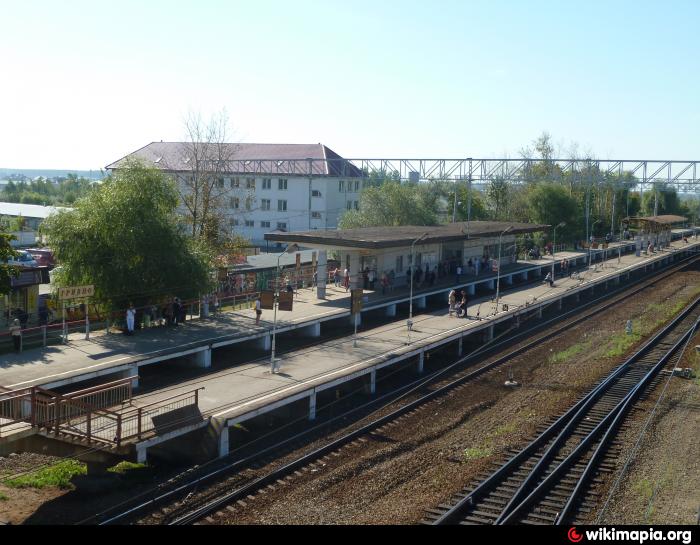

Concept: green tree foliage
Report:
left=42, top=160, right=213, bottom=310
left=1, top=174, right=95, bottom=206
left=339, top=181, right=439, bottom=228
left=0, top=229, right=19, bottom=296
left=454, top=186, right=489, bottom=221
left=527, top=183, right=581, bottom=239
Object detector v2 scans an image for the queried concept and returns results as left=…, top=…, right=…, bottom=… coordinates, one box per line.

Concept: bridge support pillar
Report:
left=309, top=392, right=317, bottom=421
left=385, top=303, right=397, bottom=317
left=188, top=347, right=211, bottom=369
left=300, top=322, right=321, bottom=337
left=486, top=279, right=495, bottom=291
left=483, top=325, right=494, bottom=343
left=458, top=336, right=463, bottom=356
left=505, top=275, right=513, bottom=286
left=121, top=365, right=139, bottom=388
left=417, top=351, right=424, bottom=374
left=257, top=335, right=271, bottom=351
left=136, top=445, right=147, bottom=464
left=521, top=271, right=528, bottom=281
left=468, top=284, right=476, bottom=296
left=537, top=306, right=543, bottom=319
left=369, top=369, right=376, bottom=395
left=415, top=296, right=426, bottom=309
left=218, top=426, right=229, bottom=458
left=558, top=298, right=563, bottom=310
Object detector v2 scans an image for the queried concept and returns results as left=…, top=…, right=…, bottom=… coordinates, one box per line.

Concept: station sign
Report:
left=58, top=285, right=95, bottom=300
left=278, top=291, right=293, bottom=311
left=260, top=290, right=275, bottom=310
left=351, top=288, right=363, bottom=314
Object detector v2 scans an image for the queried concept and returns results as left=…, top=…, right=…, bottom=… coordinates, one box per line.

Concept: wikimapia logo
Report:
left=567, top=527, right=693, bottom=544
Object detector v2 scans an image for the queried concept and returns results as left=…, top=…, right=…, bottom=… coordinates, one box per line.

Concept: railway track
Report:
left=426, top=294, right=700, bottom=526
left=90, top=252, right=698, bottom=525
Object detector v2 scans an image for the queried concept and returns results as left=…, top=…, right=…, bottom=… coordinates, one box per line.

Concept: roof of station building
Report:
left=264, top=221, right=549, bottom=250
left=625, top=215, right=687, bottom=225
left=105, top=142, right=364, bottom=177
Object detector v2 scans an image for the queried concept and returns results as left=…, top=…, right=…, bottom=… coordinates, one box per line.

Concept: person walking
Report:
left=9, top=319, right=21, bottom=352
left=334, top=267, right=341, bottom=288
left=172, top=297, right=181, bottom=326
left=255, top=296, right=262, bottom=325
left=448, top=289, right=457, bottom=317
left=126, top=303, right=136, bottom=335
left=545, top=271, right=554, bottom=287
left=343, top=268, right=350, bottom=291
left=459, top=290, right=469, bottom=318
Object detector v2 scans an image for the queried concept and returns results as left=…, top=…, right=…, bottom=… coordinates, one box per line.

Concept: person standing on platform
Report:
left=334, top=267, right=341, bottom=288
left=126, top=303, right=136, bottom=335
left=10, top=319, right=21, bottom=352
left=448, top=289, right=456, bottom=316
left=343, top=268, right=350, bottom=291
left=255, top=296, right=262, bottom=325
left=545, top=272, right=554, bottom=288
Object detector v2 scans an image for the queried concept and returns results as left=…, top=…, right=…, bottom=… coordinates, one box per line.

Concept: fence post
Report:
left=137, top=408, right=142, bottom=440
left=85, top=311, right=90, bottom=341
left=54, top=395, right=61, bottom=435
left=86, top=411, right=91, bottom=441
left=116, top=414, right=122, bottom=447
left=195, top=388, right=199, bottom=406
left=30, top=388, right=36, bottom=426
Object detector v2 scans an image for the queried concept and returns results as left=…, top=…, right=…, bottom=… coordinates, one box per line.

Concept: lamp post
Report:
left=588, top=219, right=602, bottom=269
left=552, top=222, right=566, bottom=278
left=407, top=232, right=429, bottom=344
left=270, top=243, right=298, bottom=374
left=494, top=226, right=513, bottom=316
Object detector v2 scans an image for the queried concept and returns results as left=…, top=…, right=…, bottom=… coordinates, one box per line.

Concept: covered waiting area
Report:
left=264, top=221, right=548, bottom=299
left=623, top=215, right=687, bottom=254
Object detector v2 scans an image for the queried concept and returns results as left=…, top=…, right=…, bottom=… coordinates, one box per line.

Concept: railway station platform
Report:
left=1, top=230, right=697, bottom=461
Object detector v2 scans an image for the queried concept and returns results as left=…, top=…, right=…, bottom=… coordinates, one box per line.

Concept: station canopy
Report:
left=264, top=221, right=549, bottom=250
left=624, top=215, right=687, bottom=231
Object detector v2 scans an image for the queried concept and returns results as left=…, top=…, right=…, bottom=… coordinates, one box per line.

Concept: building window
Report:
left=278, top=178, right=288, bottom=190
left=395, top=256, right=403, bottom=273
left=217, top=178, right=225, bottom=188
left=278, top=200, right=287, bottom=211
left=354, top=180, right=360, bottom=192
left=244, top=220, right=254, bottom=227
left=347, top=201, right=352, bottom=210
left=339, top=180, right=345, bottom=192
left=231, top=177, right=239, bottom=188
left=261, top=199, right=271, bottom=211
left=246, top=178, right=255, bottom=189
left=229, top=218, right=239, bottom=227
left=261, top=220, right=271, bottom=228
left=354, top=201, right=359, bottom=210
left=230, top=197, right=239, bottom=209
left=311, top=211, right=322, bottom=219
left=262, top=178, right=271, bottom=189
left=311, top=189, right=322, bottom=197
left=277, top=222, right=287, bottom=231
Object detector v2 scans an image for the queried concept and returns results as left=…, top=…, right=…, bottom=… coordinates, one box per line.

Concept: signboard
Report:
left=278, top=291, right=293, bottom=312
left=351, top=288, right=363, bottom=315
left=260, top=290, right=274, bottom=310
left=58, top=285, right=95, bottom=300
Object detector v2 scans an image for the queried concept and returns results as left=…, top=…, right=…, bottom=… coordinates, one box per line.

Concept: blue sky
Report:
left=2, top=0, right=699, bottom=169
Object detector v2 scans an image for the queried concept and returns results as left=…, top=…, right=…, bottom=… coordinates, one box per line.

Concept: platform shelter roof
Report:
left=264, top=221, right=548, bottom=250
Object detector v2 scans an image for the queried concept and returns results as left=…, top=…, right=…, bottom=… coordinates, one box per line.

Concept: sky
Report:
left=2, top=0, right=699, bottom=169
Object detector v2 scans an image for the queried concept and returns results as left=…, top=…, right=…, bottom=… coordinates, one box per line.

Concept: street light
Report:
left=270, top=243, right=299, bottom=374
left=552, top=222, right=566, bottom=278
left=494, top=226, right=513, bottom=316
left=407, top=231, right=429, bottom=344
left=588, top=219, right=602, bottom=269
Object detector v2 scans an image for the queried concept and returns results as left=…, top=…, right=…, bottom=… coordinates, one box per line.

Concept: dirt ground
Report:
left=208, top=271, right=700, bottom=525
left=594, top=329, right=700, bottom=525
left=3, top=270, right=700, bottom=525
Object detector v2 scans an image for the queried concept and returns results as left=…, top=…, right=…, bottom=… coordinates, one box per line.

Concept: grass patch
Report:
left=550, top=340, right=592, bottom=363
left=3, top=460, right=86, bottom=490
left=463, top=446, right=494, bottom=461
left=0, top=491, right=7, bottom=501
left=107, top=461, right=147, bottom=474
left=489, top=422, right=517, bottom=437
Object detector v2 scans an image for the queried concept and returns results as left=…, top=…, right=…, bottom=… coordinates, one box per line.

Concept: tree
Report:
left=42, top=160, right=213, bottom=310
left=338, top=181, right=439, bottom=228
left=0, top=229, right=19, bottom=296
left=166, top=110, right=248, bottom=246
left=527, top=182, right=582, bottom=241
left=486, top=177, right=511, bottom=220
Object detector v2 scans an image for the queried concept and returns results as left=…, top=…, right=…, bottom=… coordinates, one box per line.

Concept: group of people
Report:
left=124, top=297, right=188, bottom=335
left=448, top=289, right=469, bottom=318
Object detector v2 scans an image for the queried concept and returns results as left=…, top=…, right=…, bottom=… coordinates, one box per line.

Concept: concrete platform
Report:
left=110, top=236, right=699, bottom=460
